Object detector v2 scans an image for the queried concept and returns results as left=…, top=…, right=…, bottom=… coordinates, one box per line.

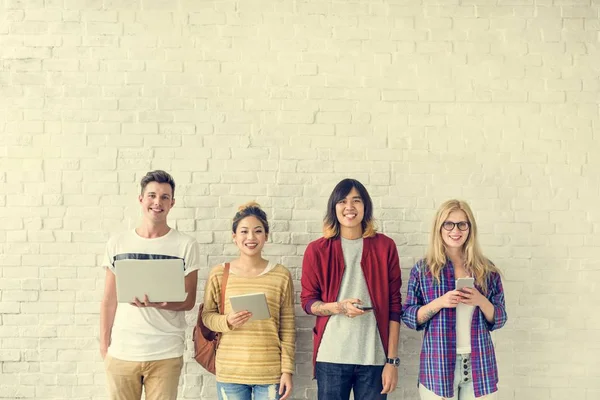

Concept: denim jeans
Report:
left=418, top=354, right=498, bottom=400
left=315, top=361, right=386, bottom=400
left=216, top=382, right=280, bottom=400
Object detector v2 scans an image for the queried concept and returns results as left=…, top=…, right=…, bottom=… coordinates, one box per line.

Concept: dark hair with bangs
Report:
left=323, top=178, right=377, bottom=239
left=140, top=170, right=176, bottom=197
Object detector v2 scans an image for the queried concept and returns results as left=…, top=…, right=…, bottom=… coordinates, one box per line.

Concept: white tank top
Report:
left=456, top=300, right=475, bottom=354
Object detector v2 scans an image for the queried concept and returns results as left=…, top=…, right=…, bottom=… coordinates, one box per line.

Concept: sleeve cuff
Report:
left=486, top=306, right=505, bottom=331
left=184, top=266, right=199, bottom=276
left=218, top=315, right=233, bottom=333
left=282, top=366, right=295, bottom=374
left=389, top=311, right=402, bottom=323
left=401, top=306, right=424, bottom=331
left=304, top=299, right=318, bottom=315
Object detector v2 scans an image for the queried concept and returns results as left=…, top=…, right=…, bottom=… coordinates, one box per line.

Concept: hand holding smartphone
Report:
left=353, top=303, right=374, bottom=311
left=455, top=277, right=474, bottom=291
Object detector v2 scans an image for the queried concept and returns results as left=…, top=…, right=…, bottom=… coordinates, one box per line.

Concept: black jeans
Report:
left=315, top=361, right=387, bottom=400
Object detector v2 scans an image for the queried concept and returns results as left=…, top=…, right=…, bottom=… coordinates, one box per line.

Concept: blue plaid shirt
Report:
left=402, top=259, right=507, bottom=398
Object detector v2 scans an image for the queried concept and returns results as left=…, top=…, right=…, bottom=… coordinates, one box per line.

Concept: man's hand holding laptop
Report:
left=130, top=294, right=168, bottom=309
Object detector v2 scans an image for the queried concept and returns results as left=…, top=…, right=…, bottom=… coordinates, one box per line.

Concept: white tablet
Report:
left=229, top=293, right=271, bottom=321
left=114, top=258, right=187, bottom=303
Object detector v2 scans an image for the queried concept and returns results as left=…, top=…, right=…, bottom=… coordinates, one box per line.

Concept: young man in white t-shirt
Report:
left=99, top=170, right=200, bottom=400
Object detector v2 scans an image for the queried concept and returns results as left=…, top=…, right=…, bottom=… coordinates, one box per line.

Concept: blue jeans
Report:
left=315, top=362, right=387, bottom=400
left=216, top=382, right=280, bottom=400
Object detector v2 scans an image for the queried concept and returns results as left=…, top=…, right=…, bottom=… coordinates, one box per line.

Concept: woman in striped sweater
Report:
left=202, top=202, right=295, bottom=400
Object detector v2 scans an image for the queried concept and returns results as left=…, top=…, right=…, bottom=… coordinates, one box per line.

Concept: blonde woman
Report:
left=402, top=200, right=507, bottom=400
left=202, top=202, right=295, bottom=400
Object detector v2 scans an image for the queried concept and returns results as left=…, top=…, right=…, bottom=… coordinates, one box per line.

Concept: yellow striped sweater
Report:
left=201, top=263, right=296, bottom=384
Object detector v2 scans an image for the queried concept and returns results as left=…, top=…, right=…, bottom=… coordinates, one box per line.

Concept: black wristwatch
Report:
left=386, top=357, right=400, bottom=367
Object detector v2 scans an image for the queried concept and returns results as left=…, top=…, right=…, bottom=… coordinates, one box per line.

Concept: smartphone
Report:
left=455, top=277, right=474, bottom=291
left=354, top=304, right=374, bottom=311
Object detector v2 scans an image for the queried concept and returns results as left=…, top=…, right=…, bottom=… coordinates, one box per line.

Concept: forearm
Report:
left=202, top=311, right=231, bottom=333
left=280, top=283, right=296, bottom=373
left=201, top=275, right=231, bottom=332
left=479, top=297, right=495, bottom=324
left=310, top=301, right=342, bottom=317
left=387, top=321, right=400, bottom=357
left=416, top=298, right=441, bottom=325
left=310, top=301, right=341, bottom=316
left=280, top=331, right=296, bottom=373
left=99, top=301, right=117, bottom=348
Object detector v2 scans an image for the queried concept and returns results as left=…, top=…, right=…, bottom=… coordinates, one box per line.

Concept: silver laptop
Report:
left=114, top=258, right=187, bottom=303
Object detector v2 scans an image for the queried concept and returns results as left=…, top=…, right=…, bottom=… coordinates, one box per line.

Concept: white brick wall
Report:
left=1, top=0, right=599, bottom=399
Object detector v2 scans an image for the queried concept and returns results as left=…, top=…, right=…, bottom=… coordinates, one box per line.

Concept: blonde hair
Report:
left=232, top=201, right=269, bottom=234
left=426, top=199, right=499, bottom=294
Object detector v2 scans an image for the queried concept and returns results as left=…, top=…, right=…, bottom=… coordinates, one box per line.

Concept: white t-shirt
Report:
left=102, top=229, right=200, bottom=362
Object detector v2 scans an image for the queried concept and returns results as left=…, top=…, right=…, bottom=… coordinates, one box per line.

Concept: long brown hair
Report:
left=426, top=199, right=500, bottom=294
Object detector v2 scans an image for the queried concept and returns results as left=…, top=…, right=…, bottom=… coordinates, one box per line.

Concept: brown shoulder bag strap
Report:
left=218, top=263, right=230, bottom=315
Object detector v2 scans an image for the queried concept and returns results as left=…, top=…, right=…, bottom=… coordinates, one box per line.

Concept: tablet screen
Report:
left=229, top=292, right=271, bottom=321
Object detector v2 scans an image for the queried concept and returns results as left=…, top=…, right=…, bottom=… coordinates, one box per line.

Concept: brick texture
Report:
left=0, top=1, right=599, bottom=399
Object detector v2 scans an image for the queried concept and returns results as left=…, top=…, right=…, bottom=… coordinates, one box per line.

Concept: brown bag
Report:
left=192, top=263, right=230, bottom=374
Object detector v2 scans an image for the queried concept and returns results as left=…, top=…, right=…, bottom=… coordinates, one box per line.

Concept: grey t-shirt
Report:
left=316, top=237, right=386, bottom=365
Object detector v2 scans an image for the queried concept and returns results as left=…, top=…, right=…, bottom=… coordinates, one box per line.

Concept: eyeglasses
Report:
left=442, top=221, right=470, bottom=231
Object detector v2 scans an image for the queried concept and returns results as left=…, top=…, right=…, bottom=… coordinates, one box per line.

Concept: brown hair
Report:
left=140, top=170, right=175, bottom=197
